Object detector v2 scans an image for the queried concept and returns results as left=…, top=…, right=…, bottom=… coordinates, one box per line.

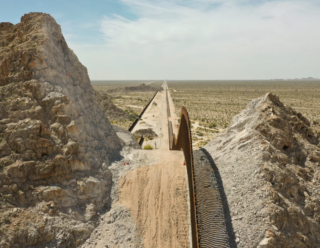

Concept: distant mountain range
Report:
left=271, top=77, right=320, bottom=81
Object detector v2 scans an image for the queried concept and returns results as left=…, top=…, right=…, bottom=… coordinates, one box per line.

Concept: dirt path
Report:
left=131, top=91, right=164, bottom=149
left=120, top=82, right=190, bottom=247
left=83, top=81, right=191, bottom=248
left=119, top=151, right=189, bottom=248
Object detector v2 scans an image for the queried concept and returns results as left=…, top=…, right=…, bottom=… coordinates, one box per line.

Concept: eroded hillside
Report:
left=205, top=93, right=320, bottom=247
left=95, top=91, right=137, bottom=125
left=0, top=13, right=122, bottom=247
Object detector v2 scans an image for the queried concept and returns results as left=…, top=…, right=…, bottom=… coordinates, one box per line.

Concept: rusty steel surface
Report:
left=166, top=89, right=171, bottom=117
left=170, top=106, right=199, bottom=248
left=128, top=91, right=158, bottom=132
left=168, top=120, right=173, bottom=150
left=138, top=136, right=144, bottom=146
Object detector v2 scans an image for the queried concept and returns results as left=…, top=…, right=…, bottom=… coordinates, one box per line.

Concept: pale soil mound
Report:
left=0, top=13, right=122, bottom=247
left=107, top=83, right=159, bottom=93
left=133, top=128, right=158, bottom=140
left=112, top=125, right=141, bottom=149
left=205, top=93, right=320, bottom=248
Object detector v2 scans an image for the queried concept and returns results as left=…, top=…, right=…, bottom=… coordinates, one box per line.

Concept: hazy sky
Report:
left=1, top=0, right=320, bottom=80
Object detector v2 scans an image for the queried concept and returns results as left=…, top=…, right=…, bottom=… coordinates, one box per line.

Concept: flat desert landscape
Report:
left=93, top=80, right=320, bottom=149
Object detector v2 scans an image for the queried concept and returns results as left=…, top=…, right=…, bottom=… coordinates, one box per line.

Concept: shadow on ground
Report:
left=193, top=148, right=237, bottom=248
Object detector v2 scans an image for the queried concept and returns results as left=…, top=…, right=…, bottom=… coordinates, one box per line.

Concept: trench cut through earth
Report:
left=118, top=81, right=191, bottom=247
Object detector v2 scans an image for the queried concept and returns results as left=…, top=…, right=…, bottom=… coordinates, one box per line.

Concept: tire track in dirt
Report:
left=118, top=151, right=190, bottom=248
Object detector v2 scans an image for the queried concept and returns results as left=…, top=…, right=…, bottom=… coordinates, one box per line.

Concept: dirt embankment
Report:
left=95, top=91, right=136, bottom=122
left=205, top=93, right=320, bottom=248
left=0, top=12, right=121, bottom=247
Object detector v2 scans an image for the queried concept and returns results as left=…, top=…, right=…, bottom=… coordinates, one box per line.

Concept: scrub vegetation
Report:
left=92, top=81, right=158, bottom=129
left=169, top=80, right=320, bottom=149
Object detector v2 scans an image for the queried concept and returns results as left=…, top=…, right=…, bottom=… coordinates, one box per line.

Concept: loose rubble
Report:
left=95, top=91, right=136, bottom=123
left=0, top=12, right=122, bottom=247
left=205, top=93, right=320, bottom=248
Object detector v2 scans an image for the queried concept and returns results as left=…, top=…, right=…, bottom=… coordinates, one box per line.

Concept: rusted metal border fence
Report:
left=165, top=87, right=199, bottom=247
left=166, top=89, right=171, bottom=117
left=128, top=91, right=158, bottom=132
left=170, top=107, right=199, bottom=248
left=138, top=136, right=144, bottom=146
left=168, top=120, right=173, bottom=150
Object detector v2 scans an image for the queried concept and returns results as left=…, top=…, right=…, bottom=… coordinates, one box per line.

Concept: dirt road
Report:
left=119, top=151, right=190, bottom=248
left=83, top=82, right=191, bottom=248
left=119, top=82, right=190, bottom=247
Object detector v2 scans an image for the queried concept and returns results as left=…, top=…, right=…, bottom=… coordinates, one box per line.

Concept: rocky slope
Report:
left=95, top=91, right=136, bottom=123
left=205, top=93, right=320, bottom=248
left=0, top=12, right=122, bottom=247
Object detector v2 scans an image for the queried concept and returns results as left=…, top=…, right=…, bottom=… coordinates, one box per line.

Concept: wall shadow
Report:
left=200, top=148, right=238, bottom=248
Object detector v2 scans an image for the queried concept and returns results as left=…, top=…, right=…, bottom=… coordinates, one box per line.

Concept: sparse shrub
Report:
left=143, top=144, right=154, bottom=150
left=209, top=123, right=217, bottom=128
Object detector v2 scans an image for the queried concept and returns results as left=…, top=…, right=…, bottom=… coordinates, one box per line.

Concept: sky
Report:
left=1, top=0, right=320, bottom=80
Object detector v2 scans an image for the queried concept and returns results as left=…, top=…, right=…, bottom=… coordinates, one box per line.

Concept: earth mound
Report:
left=112, top=125, right=141, bottom=149
left=0, top=12, right=122, bottom=247
left=205, top=93, right=320, bottom=247
left=133, top=128, right=158, bottom=141
left=107, top=83, right=159, bottom=93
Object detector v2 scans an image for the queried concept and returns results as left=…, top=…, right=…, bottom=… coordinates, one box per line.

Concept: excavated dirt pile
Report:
left=0, top=13, right=122, bottom=247
left=205, top=93, right=320, bottom=248
left=133, top=128, right=158, bottom=141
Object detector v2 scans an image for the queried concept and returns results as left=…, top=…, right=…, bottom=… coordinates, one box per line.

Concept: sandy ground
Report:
left=131, top=90, right=163, bottom=149
left=119, top=151, right=190, bottom=248
left=126, top=104, right=143, bottom=109
left=132, top=82, right=175, bottom=150
left=191, top=121, right=221, bottom=149
left=83, top=81, right=191, bottom=248
left=121, top=82, right=190, bottom=247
